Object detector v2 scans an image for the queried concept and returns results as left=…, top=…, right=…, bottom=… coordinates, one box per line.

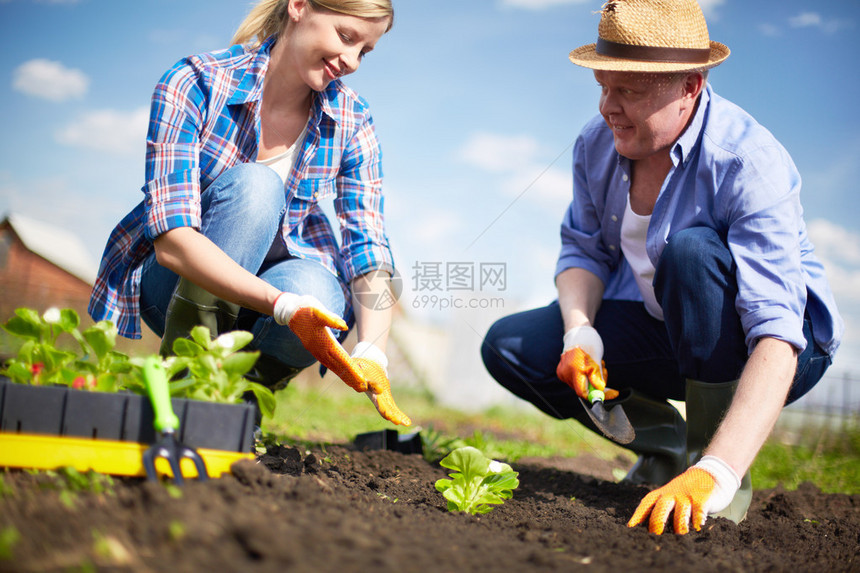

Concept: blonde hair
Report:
left=232, top=0, right=394, bottom=47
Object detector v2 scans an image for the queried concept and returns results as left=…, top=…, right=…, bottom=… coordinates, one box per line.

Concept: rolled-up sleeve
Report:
left=722, top=145, right=807, bottom=354
left=142, top=62, right=205, bottom=241
left=335, top=111, right=394, bottom=281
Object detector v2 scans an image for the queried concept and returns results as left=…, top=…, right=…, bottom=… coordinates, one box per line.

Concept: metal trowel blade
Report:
left=579, top=397, right=636, bottom=444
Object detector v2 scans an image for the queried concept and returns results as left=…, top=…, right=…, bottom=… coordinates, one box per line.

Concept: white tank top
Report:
left=620, top=194, right=664, bottom=321
left=256, top=123, right=308, bottom=184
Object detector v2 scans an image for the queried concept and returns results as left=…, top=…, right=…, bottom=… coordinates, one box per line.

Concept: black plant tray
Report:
left=354, top=429, right=423, bottom=456
left=0, top=377, right=255, bottom=453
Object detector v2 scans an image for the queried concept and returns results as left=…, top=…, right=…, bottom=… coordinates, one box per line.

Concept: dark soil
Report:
left=1, top=441, right=857, bottom=572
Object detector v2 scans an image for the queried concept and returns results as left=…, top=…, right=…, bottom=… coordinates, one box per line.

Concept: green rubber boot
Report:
left=685, top=378, right=753, bottom=524
left=159, top=277, right=240, bottom=356
left=618, top=391, right=688, bottom=486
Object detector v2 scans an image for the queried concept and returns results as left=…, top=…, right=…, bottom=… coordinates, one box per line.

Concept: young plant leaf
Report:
left=435, top=446, right=519, bottom=515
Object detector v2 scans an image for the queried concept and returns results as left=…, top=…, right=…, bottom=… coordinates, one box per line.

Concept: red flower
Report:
left=30, top=362, right=44, bottom=384
left=72, top=376, right=96, bottom=390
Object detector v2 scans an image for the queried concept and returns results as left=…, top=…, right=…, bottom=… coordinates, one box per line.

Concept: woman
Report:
left=88, top=0, right=409, bottom=425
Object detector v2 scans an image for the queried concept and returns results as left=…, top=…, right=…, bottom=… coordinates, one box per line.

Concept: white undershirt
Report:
left=620, top=194, right=664, bottom=321
left=256, top=123, right=308, bottom=184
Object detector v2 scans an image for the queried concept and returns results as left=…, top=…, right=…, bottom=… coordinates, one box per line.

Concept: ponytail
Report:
left=231, top=0, right=289, bottom=47
left=231, top=0, right=394, bottom=47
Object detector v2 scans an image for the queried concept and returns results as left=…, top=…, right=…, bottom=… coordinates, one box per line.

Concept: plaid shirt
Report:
left=89, top=37, right=394, bottom=339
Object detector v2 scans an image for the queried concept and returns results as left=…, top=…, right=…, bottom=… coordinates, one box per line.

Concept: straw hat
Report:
left=569, top=0, right=730, bottom=72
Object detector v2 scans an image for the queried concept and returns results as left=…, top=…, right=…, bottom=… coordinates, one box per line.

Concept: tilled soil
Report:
left=1, top=442, right=857, bottom=572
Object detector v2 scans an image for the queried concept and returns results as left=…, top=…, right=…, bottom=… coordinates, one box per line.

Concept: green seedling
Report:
left=435, top=446, right=520, bottom=515
left=91, top=530, right=132, bottom=565
left=147, top=326, right=276, bottom=419
left=0, top=475, right=13, bottom=499
left=168, top=520, right=187, bottom=542
left=0, top=526, right=21, bottom=560
left=56, top=467, right=115, bottom=495
left=2, top=307, right=278, bottom=419
left=1, top=307, right=132, bottom=392
left=165, top=484, right=184, bottom=500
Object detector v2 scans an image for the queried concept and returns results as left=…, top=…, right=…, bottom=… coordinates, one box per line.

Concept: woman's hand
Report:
left=352, top=342, right=411, bottom=426
left=273, top=292, right=367, bottom=392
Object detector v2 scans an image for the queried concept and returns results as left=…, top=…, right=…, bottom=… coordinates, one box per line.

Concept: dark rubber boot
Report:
left=685, top=378, right=752, bottom=524
left=617, top=391, right=688, bottom=486
left=159, top=278, right=240, bottom=356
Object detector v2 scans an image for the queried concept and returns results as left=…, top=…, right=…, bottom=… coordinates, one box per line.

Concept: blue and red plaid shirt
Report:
left=89, top=37, right=394, bottom=339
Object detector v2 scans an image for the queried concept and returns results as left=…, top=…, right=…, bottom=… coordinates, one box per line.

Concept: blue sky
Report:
left=1, top=0, right=859, bottom=404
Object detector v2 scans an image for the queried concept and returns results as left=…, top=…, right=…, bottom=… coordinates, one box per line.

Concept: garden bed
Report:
left=1, top=441, right=857, bottom=572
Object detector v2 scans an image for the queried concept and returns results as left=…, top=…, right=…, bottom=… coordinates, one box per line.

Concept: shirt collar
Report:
left=673, top=83, right=712, bottom=165
left=313, top=80, right=345, bottom=125
left=227, top=36, right=276, bottom=106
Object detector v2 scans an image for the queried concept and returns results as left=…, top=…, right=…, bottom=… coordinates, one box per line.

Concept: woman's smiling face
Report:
left=280, top=0, right=390, bottom=91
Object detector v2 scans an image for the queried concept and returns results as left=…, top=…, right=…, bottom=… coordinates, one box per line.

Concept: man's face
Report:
left=594, top=70, right=697, bottom=161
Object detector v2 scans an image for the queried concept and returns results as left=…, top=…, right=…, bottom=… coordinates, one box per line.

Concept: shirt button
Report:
left=622, top=174, right=629, bottom=182
left=608, top=245, right=617, bottom=251
left=611, top=215, right=618, bottom=222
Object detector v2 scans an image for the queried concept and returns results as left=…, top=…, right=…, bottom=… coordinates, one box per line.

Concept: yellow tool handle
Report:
left=0, top=432, right=253, bottom=478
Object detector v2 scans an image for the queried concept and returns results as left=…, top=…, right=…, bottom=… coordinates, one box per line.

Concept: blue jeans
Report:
left=481, top=227, right=831, bottom=420
left=139, top=163, right=346, bottom=369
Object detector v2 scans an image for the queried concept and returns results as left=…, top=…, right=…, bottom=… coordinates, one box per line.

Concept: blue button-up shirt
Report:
left=556, top=85, right=842, bottom=357
left=89, top=37, right=394, bottom=339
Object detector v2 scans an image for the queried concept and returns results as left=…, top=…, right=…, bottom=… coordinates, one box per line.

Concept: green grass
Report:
left=263, top=381, right=860, bottom=494
left=264, top=380, right=632, bottom=465
left=753, top=428, right=860, bottom=494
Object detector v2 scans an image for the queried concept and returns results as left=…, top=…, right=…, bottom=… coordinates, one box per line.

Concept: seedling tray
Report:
left=0, top=377, right=255, bottom=477
left=354, top=429, right=423, bottom=455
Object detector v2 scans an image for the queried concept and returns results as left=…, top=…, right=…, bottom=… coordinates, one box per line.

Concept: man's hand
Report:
left=556, top=326, right=618, bottom=400
left=352, top=342, right=411, bottom=426
left=273, top=292, right=367, bottom=392
left=627, top=455, right=741, bottom=534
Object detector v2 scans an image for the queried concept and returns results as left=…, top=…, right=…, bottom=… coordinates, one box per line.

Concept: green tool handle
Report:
left=587, top=386, right=605, bottom=404
left=142, top=356, right=179, bottom=433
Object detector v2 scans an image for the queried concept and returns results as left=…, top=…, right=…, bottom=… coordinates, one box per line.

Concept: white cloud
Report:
left=808, top=219, right=860, bottom=303
left=458, top=133, right=542, bottom=173
left=498, top=0, right=588, bottom=9
left=505, top=164, right=571, bottom=206
left=808, top=219, right=860, bottom=265
left=55, top=107, right=149, bottom=156
left=457, top=132, right=571, bottom=207
left=12, top=59, right=89, bottom=102
left=789, top=12, right=823, bottom=28
left=410, top=208, right=464, bottom=246
left=758, top=23, right=781, bottom=37
left=787, top=11, right=850, bottom=34
left=696, top=0, right=725, bottom=18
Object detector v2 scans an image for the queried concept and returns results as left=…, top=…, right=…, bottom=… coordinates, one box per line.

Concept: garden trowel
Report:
left=579, top=388, right=635, bottom=444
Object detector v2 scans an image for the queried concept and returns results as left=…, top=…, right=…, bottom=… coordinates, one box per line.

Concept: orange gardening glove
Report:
left=557, top=346, right=617, bottom=399
left=627, top=455, right=741, bottom=535
left=352, top=341, right=411, bottom=426
left=556, top=326, right=618, bottom=401
left=354, top=358, right=412, bottom=426
left=273, top=293, right=367, bottom=392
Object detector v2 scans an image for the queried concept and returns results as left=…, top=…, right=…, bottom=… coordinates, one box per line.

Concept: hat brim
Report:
left=569, top=41, right=730, bottom=73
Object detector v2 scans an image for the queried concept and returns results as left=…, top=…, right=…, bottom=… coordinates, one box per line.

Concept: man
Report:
left=481, top=0, right=842, bottom=535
